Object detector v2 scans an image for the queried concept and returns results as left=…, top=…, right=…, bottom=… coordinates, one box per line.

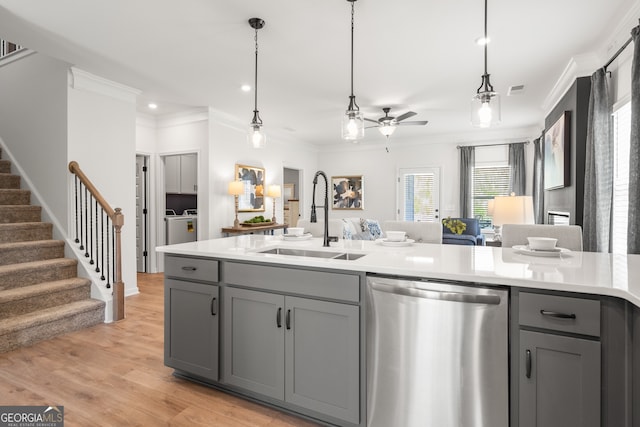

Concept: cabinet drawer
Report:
left=224, top=262, right=360, bottom=302
left=165, top=255, right=219, bottom=283
left=519, top=292, right=600, bottom=337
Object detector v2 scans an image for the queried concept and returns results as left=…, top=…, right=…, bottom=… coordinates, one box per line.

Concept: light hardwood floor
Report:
left=0, top=273, right=320, bottom=426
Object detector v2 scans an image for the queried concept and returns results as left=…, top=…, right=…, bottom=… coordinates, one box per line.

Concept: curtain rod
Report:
left=456, top=141, right=529, bottom=149
left=603, top=20, right=638, bottom=71
left=604, top=37, right=633, bottom=71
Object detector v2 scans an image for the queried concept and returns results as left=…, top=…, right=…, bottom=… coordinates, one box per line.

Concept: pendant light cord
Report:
left=483, top=0, right=488, bottom=76
left=254, top=27, right=259, bottom=117
left=350, top=1, right=354, bottom=98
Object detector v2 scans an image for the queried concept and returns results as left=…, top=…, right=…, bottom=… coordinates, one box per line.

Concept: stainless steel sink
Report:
left=257, top=247, right=366, bottom=260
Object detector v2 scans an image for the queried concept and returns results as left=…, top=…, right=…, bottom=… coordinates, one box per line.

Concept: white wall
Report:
left=208, top=109, right=320, bottom=239
left=317, top=131, right=537, bottom=223
left=67, top=68, right=140, bottom=298
left=0, top=52, right=69, bottom=229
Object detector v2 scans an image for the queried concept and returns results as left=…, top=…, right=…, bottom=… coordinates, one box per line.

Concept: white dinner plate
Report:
left=282, top=233, right=313, bottom=241
left=512, top=245, right=571, bottom=257
left=375, top=238, right=415, bottom=247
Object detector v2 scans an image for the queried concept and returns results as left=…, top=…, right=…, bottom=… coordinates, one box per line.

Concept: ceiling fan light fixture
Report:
left=341, top=0, right=364, bottom=142
left=247, top=17, right=267, bottom=149
left=471, top=0, right=501, bottom=128
left=378, top=122, right=397, bottom=137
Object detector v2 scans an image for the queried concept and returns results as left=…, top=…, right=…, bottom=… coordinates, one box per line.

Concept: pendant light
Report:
left=248, top=18, right=266, bottom=148
left=471, top=0, right=500, bottom=128
left=341, top=0, right=364, bottom=142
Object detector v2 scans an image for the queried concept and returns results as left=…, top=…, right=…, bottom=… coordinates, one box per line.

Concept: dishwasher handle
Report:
left=369, top=280, right=502, bottom=305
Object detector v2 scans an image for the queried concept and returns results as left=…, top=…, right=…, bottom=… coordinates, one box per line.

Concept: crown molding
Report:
left=69, top=67, right=141, bottom=103
left=541, top=53, right=600, bottom=116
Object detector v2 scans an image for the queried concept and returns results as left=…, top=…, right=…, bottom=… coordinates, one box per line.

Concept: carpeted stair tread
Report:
left=0, top=258, right=78, bottom=290
left=0, top=222, right=53, bottom=243
left=0, top=160, right=10, bottom=173
left=0, top=205, right=42, bottom=223
left=0, top=299, right=105, bottom=353
left=0, top=173, right=20, bottom=189
left=0, top=278, right=91, bottom=320
left=0, top=189, right=30, bottom=205
left=0, top=239, right=66, bottom=266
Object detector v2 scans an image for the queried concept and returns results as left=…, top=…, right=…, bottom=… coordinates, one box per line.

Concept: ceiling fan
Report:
left=365, top=107, right=428, bottom=138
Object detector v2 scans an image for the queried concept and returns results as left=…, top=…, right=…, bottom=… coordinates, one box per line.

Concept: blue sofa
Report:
left=442, top=218, right=486, bottom=246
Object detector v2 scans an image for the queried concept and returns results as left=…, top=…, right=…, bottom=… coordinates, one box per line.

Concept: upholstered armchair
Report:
left=442, top=218, right=486, bottom=246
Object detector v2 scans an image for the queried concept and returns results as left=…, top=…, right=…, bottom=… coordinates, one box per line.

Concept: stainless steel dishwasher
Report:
left=367, top=276, right=508, bottom=427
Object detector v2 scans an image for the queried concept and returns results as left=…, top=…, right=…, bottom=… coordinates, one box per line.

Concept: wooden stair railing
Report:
left=68, top=161, right=125, bottom=321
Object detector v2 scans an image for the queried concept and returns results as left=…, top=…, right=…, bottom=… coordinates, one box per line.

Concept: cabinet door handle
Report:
left=210, top=297, right=217, bottom=316
left=540, top=309, right=576, bottom=319
left=525, top=349, right=532, bottom=378
left=181, top=266, right=197, bottom=271
left=276, top=307, right=282, bottom=328
left=285, top=309, right=291, bottom=330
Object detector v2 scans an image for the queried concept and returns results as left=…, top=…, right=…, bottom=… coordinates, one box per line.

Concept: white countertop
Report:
left=157, top=235, right=640, bottom=308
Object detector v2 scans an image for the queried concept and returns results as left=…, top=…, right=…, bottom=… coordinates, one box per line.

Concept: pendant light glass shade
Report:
left=471, top=0, right=501, bottom=128
left=342, top=108, right=364, bottom=141
left=248, top=18, right=266, bottom=148
left=341, top=0, right=364, bottom=142
left=471, top=87, right=501, bottom=128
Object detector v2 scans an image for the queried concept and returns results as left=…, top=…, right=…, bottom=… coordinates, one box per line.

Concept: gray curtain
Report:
left=459, top=146, right=475, bottom=218
left=628, top=26, right=640, bottom=254
left=509, top=142, right=526, bottom=196
left=532, top=136, right=544, bottom=224
left=583, top=68, right=612, bottom=253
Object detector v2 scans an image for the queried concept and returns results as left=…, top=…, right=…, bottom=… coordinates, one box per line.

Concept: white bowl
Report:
left=527, top=237, right=558, bottom=250
left=385, top=231, right=406, bottom=242
left=287, top=227, right=304, bottom=236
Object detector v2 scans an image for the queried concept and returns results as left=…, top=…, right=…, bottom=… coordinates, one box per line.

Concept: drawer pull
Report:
left=525, top=349, right=532, bottom=378
left=286, top=309, right=291, bottom=330
left=276, top=307, right=282, bottom=328
left=540, top=309, right=576, bottom=319
left=181, top=266, right=197, bottom=271
left=210, top=297, right=217, bottom=316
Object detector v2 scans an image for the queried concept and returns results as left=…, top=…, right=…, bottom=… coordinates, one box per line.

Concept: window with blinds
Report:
left=472, top=165, right=511, bottom=222
left=399, top=168, right=439, bottom=222
left=612, top=101, right=631, bottom=254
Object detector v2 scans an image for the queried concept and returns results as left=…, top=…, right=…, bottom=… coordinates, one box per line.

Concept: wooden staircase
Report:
left=0, top=149, right=105, bottom=353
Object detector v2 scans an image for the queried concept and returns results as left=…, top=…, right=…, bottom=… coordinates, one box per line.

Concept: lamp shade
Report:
left=228, top=181, right=244, bottom=196
left=492, top=195, right=534, bottom=226
left=487, top=199, right=495, bottom=216
left=267, top=185, right=281, bottom=198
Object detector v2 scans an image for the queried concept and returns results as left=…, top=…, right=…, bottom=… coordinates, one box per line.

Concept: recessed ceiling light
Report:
left=148, top=103, right=158, bottom=109
left=241, top=84, right=251, bottom=92
left=475, top=36, right=491, bottom=45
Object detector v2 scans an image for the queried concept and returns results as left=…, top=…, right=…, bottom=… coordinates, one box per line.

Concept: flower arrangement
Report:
left=442, top=217, right=466, bottom=235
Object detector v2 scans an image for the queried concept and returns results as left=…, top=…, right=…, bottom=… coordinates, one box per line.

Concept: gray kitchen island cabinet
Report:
left=222, top=286, right=360, bottom=425
left=515, top=291, right=602, bottom=427
left=164, top=255, right=220, bottom=380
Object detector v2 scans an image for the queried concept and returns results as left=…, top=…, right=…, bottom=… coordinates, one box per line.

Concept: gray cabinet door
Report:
left=285, top=297, right=360, bottom=424
left=164, top=279, right=219, bottom=380
left=164, top=155, right=181, bottom=193
left=180, top=154, right=197, bottom=194
left=223, top=287, right=285, bottom=400
left=519, top=330, right=600, bottom=427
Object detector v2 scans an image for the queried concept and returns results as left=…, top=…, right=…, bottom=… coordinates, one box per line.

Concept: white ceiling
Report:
left=0, top=0, right=637, bottom=147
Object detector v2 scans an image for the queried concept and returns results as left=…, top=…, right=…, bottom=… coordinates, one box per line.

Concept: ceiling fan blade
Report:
left=364, top=125, right=381, bottom=129
left=394, top=111, right=417, bottom=122
left=398, top=120, right=429, bottom=126
left=364, top=117, right=380, bottom=124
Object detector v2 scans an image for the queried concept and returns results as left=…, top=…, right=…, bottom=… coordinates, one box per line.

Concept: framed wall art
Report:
left=331, top=175, right=364, bottom=209
left=235, top=164, right=265, bottom=212
left=544, top=111, right=571, bottom=190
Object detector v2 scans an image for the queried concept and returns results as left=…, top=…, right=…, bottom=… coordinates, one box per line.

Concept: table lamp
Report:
left=267, top=184, right=281, bottom=223
left=228, top=181, right=244, bottom=228
left=491, top=194, right=534, bottom=240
